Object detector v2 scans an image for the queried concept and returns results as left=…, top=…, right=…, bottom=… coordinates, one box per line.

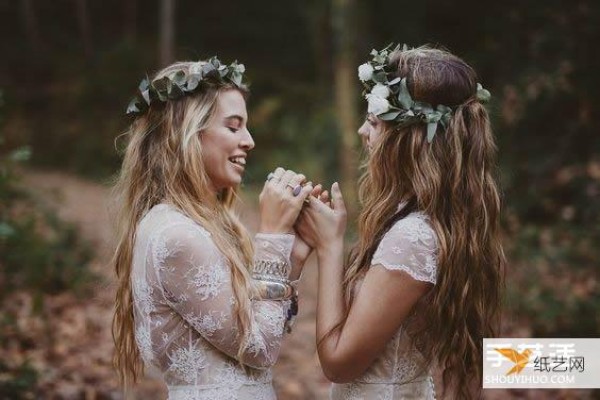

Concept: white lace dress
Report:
left=331, top=207, right=438, bottom=400
left=131, top=204, right=294, bottom=400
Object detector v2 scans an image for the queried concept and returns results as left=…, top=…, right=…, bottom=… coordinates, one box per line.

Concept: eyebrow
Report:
left=224, top=115, right=244, bottom=123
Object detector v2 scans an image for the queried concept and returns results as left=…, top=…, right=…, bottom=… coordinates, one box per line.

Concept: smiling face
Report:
left=200, top=89, right=254, bottom=192
left=357, top=113, right=384, bottom=153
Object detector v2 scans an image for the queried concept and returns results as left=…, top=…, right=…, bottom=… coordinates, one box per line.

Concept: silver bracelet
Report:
left=252, top=279, right=295, bottom=301
left=251, top=259, right=290, bottom=282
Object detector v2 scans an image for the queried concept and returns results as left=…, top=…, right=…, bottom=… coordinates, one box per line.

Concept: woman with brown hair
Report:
left=111, top=57, right=313, bottom=399
left=297, top=45, right=506, bottom=399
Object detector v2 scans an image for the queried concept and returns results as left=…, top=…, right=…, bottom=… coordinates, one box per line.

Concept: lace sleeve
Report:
left=371, top=213, right=438, bottom=284
left=154, top=223, right=293, bottom=369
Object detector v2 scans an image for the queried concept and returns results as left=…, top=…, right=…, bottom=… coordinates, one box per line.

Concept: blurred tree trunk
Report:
left=304, top=2, right=331, bottom=95
left=332, top=0, right=358, bottom=218
left=20, top=0, right=41, bottom=53
left=159, top=0, right=176, bottom=66
left=74, top=0, right=93, bottom=60
left=124, top=0, right=137, bottom=42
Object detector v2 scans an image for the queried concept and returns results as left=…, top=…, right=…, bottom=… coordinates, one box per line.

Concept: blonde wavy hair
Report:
left=345, top=47, right=506, bottom=398
left=111, top=61, right=255, bottom=388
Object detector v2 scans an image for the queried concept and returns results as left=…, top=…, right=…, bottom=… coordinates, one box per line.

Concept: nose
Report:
left=357, top=121, right=369, bottom=138
left=240, top=128, right=255, bottom=151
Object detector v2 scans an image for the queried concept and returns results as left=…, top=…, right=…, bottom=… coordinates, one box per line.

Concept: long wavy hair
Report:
left=111, top=61, right=255, bottom=388
left=345, top=47, right=506, bottom=398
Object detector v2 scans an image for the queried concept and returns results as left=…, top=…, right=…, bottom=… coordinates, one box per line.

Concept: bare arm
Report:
left=315, top=250, right=432, bottom=382
left=297, top=186, right=437, bottom=382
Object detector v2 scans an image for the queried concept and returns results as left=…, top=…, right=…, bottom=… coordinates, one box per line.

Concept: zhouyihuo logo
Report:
left=483, top=338, right=599, bottom=389
left=494, top=347, right=532, bottom=375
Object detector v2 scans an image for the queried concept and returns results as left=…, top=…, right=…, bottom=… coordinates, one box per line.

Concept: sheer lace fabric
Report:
left=132, top=204, right=293, bottom=400
left=330, top=205, right=438, bottom=400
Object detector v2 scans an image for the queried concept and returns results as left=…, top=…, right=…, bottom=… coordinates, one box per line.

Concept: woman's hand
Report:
left=296, top=182, right=347, bottom=254
left=289, top=184, right=326, bottom=279
left=258, top=167, right=313, bottom=234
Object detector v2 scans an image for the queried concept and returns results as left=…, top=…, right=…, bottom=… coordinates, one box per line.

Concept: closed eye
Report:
left=228, top=127, right=239, bottom=133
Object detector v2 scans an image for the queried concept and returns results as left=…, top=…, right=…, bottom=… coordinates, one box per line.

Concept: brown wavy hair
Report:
left=345, top=46, right=506, bottom=398
left=111, top=62, right=255, bottom=390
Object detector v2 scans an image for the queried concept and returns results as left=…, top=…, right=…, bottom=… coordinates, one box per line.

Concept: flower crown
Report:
left=126, top=56, right=247, bottom=116
left=358, top=44, right=491, bottom=142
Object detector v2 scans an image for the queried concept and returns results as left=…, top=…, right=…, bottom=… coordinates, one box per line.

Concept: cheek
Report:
left=370, top=125, right=383, bottom=142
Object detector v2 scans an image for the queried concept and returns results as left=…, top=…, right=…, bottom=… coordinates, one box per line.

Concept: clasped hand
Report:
left=258, top=168, right=347, bottom=269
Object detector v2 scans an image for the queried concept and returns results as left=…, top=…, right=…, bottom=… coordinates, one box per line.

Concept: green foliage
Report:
left=245, top=98, right=340, bottom=187
left=0, top=359, right=38, bottom=399
left=0, top=92, right=94, bottom=297
left=127, top=57, right=247, bottom=116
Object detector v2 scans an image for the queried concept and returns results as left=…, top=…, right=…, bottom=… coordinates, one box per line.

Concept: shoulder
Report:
left=371, top=211, right=438, bottom=284
left=387, top=211, right=437, bottom=249
left=140, top=204, right=211, bottom=238
left=137, top=204, right=216, bottom=262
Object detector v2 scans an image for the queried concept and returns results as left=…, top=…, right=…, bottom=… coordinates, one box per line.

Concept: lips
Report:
left=228, top=156, right=246, bottom=167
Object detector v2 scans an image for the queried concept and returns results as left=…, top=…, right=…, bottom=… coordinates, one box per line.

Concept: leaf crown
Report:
left=358, top=44, right=491, bottom=142
left=126, top=56, right=247, bottom=116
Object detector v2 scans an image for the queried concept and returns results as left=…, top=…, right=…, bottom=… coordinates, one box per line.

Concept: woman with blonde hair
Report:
left=112, top=57, right=313, bottom=399
left=297, top=45, right=505, bottom=399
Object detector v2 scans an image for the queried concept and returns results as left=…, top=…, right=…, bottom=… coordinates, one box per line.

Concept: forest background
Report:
left=1, top=0, right=598, bottom=398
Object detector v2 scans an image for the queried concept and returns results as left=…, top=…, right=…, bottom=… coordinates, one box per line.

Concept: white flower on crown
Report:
left=365, top=94, right=390, bottom=115
left=370, top=83, right=390, bottom=99
left=358, top=63, right=374, bottom=82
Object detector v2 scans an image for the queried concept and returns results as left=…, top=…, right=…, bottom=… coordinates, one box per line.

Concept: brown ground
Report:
left=10, top=170, right=595, bottom=400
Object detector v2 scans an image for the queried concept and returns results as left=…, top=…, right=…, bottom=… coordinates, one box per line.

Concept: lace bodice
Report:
left=331, top=206, right=438, bottom=400
left=131, top=204, right=293, bottom=400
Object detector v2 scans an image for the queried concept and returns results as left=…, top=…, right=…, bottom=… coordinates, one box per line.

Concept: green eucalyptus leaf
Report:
left=477, top=87, right=491, bottom=103
left=372, top=71, right=387, bottom=83
left=437, top=104, right=452, bottom=114
left=126, top=97, right=142, bottom=115
left=379, top=111, right=401, bottom=121
left=167, top=83, right=184, bottom=99
left=141, top=89, right=150, bottom=105
left=413, top=102, right=433, bottom=114
left=138, top=77, right=149, bottom=92
left=209, top=57, right=221, bottom=69
left=231, top=72, right=243, bottom=86
left=425, top=111, right=442, bottom=123
left=427, top=122, right=438, bottom=143
left=397, top=78, right=414, bottom=110
left=186, top=75, right=201, bottom=91
left=202, top=63, right=218, bottom=78
left=234, top=63, right=245, bottom=74
left=441, top=113, right=452, bottom=126
left=374, top=54, right=387, bottom=64
left=171, top=70, right=186, bottom=86
left=219, top=66, right=229, bottom=78
left=152, top=77, right=170, bottom=101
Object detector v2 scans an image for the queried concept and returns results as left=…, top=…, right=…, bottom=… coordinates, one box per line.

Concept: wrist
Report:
left=259, top=224, right=293, bottom=235
left=316, top=239, right=344, bottom=260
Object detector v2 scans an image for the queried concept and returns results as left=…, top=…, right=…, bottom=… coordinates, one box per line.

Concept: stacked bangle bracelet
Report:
left=251, top=259, right=299, bottom=332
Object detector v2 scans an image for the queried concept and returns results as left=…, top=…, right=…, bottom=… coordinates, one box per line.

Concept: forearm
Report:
left=316, top=240, right=345, bottom=361
left=289, top=256, right=304, bottom=281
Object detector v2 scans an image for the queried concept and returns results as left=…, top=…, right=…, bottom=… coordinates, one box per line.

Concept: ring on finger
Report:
left=286, top=183, right=303, bottom=197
